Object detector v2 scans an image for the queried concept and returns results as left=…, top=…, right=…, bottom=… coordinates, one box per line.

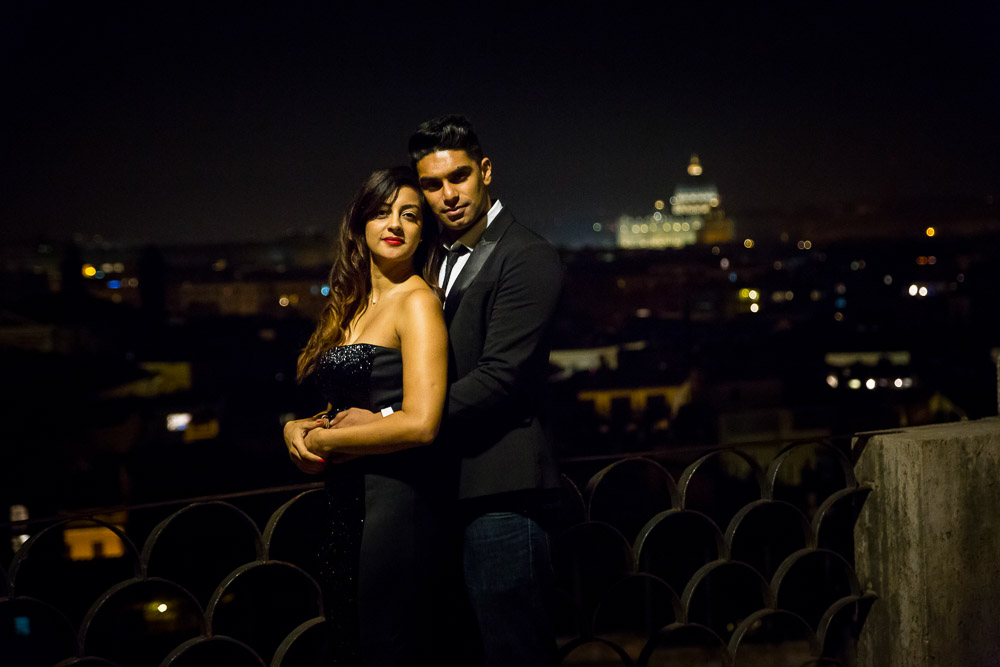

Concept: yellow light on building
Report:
left=926, top=227, right=936, bottom=237
left=743, top=239, right=754, bottom=249
left=64, top=525, right=125, bottom=560
left=654, top=200, right=665, bottom=210
left=82, top=264, right=97, bottom=278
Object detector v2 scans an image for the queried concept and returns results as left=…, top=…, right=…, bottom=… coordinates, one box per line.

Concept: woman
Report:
left=283, top=166, right=447, bottom=666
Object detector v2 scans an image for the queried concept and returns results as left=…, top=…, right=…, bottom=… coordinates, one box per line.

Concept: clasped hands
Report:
left=283, top=408, right=379, bottom=475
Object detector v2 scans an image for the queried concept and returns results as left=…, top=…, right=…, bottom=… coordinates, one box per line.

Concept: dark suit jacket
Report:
left=442, top=205, right=563, bottom=501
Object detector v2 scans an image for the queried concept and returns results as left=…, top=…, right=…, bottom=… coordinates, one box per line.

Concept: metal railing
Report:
left=2, top=436, right=872, bottom=667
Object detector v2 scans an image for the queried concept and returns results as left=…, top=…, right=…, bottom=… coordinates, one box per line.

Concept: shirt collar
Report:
left=487, top=198, right=502, bottom=225
left=444, top=199, right=503, bottom=252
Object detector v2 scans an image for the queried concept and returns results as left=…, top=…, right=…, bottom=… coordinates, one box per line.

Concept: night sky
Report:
left=3, top=1, right=998, bottom=246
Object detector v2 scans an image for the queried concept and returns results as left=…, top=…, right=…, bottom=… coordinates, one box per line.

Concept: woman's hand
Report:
left=283, top=418, right=327, bottom=475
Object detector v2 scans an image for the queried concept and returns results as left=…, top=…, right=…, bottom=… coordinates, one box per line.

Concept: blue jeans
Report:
left=463, top=511, right=557, bottom=667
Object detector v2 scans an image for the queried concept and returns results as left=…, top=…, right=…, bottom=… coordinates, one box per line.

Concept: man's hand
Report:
left=328, top=407, right=380, bottom=429
left=283, top=418, right=326, bottom=475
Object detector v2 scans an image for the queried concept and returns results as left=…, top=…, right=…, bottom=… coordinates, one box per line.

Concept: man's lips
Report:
left=382, top=237, right=403, bottom=246
left=444, top=205, right=467, bottom=221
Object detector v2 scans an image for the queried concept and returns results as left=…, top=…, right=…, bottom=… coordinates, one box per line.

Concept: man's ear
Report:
left=480, top=157, right=493, bottom=187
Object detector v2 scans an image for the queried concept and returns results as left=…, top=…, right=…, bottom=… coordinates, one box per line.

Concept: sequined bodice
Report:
left=313, top=343, right=404, bottom=417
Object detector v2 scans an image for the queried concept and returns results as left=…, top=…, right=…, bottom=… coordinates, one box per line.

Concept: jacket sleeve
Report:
left=447, top=238, right=563, bottom=422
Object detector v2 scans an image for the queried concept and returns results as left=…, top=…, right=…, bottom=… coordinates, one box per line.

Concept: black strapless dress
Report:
left=313, top=343, right=442, bottom=666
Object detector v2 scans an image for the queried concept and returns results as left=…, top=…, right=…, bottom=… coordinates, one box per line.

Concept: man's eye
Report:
left=421, top=182, right=441, bottom=192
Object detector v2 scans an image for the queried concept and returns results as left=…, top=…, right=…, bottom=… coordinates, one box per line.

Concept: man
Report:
left=334, top=115, right=563, bottom=665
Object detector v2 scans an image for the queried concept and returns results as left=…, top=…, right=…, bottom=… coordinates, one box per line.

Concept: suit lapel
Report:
left=444, top=207, right=515, bottom=323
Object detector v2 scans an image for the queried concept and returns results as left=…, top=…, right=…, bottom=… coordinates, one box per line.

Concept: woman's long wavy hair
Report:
left=296, top=166, right=442, bottom=382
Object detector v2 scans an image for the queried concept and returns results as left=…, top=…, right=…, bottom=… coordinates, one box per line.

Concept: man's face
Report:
left=416, top=149, right=492, bottom=237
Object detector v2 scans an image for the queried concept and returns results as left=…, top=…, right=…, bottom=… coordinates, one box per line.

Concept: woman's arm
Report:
left=305, top=289, right=447, bottom=457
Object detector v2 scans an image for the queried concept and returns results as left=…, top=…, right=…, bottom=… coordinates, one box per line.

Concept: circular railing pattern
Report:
left=1, top=441, right=872, bottom=666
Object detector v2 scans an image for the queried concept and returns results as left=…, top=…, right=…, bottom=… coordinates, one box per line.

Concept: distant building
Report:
left=617, top=154, right=734, bottom=249
left=170, top=273, right=328, bottom=319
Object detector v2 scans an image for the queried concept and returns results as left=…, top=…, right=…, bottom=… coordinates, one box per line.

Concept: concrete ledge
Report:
left=854, top=417, right=1000, bottom=667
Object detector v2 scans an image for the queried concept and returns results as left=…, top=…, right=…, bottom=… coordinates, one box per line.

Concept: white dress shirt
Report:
left=439, top=199, right=503, bottom=298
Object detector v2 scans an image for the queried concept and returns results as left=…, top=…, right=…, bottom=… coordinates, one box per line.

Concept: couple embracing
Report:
left=283, top=115, right=563, bottom=666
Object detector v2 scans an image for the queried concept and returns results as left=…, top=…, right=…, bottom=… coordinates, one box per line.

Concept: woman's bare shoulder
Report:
left=399, top=276, right=443, bottom=307
left=395, top=279, right=445, bottom=336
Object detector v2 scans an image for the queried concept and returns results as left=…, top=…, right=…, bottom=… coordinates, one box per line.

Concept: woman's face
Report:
left=365, top=186, right=423, bottom=266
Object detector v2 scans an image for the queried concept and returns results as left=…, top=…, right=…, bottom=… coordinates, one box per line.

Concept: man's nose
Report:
left=442, top=182, right=459, bottom=204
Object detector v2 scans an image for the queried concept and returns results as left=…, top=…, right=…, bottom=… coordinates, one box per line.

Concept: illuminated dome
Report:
left=687, top=154, right=703, bottom=176
left=615, top=151, right=733, bottom=248
left=673, top=155, right=718, bottom=217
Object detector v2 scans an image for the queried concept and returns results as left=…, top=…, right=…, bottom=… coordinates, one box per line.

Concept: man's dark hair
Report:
left=408, top=114, right=484, bottom=165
